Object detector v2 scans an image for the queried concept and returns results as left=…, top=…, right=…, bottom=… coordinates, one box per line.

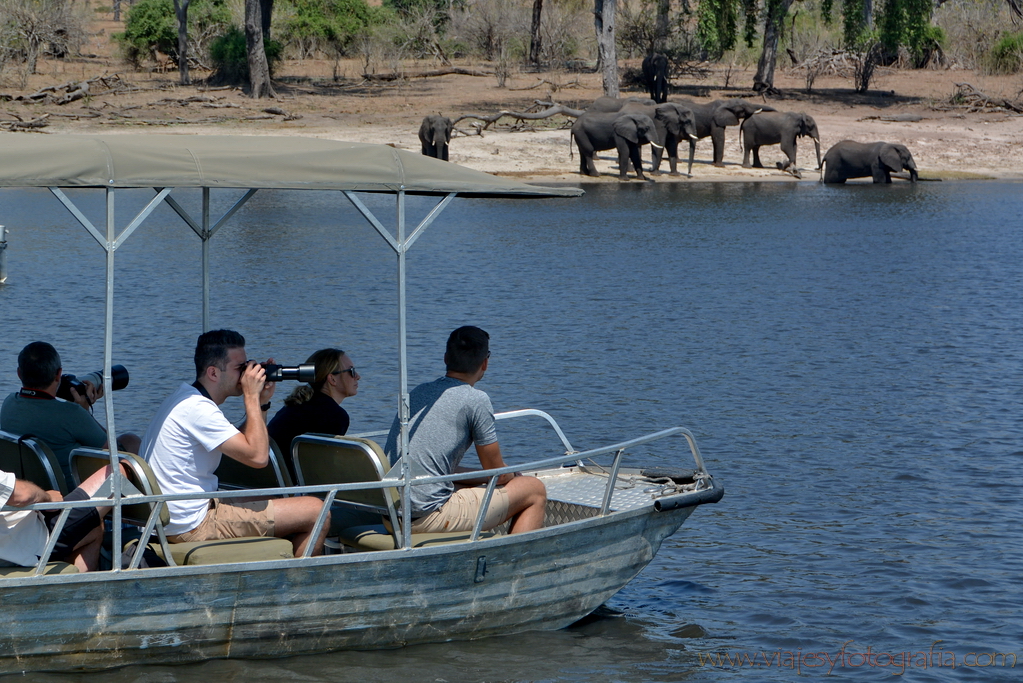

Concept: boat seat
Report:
left=293, top=434, right=497, bottom=551
left=0, top=429, right=68, bottom=494
left=0, top=562, right=79, bottom=578
left=69, top=448, right=294, bottom=567
left=340, top=524, right=495, bottom=551
left=215, top=438, right=294, bottom=490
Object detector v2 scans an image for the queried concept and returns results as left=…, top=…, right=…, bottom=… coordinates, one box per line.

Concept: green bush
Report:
left=209, top=26, right=284, bottom=85
left=115, top=0, right=231, bottom=69
left=116, top=0, right=177, bottom=66
left=987, top=31, right=1023, bottom=73
left=279, top=0, right=391, bottom=58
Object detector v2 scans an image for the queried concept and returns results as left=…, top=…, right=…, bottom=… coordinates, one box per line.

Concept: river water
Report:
left=1, top=180, right=1021, bottom=682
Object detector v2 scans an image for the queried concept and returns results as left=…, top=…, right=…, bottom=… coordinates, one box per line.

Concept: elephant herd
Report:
left=417, top=95, right=918, bottom=184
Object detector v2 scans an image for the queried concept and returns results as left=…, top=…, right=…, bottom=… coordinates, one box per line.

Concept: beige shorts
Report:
left=167, top=498, right=275, bottom=543
left=411, top=486, right=510, bottom=534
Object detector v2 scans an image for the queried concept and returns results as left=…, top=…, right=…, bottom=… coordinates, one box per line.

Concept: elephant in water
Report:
left=740, top=111, right=821, bottom=178
left=642, top=53, right=669, bottom=103
left=419, top=115, right=453, bottom=161
left=571, top=112, right=663, bottom=180
left=672, top=98, right=775, bottom=167
left=820, top=141, right=918, bottom=183
left=619, top=101, right=698, bottom=176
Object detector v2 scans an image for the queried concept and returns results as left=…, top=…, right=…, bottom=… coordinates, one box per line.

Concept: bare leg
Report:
left=68, top=525, right=103, bottom=572
left=501, top=475, right=547, bottom=534
left=272, top=496, right=330, bottom=556
left=116, top=433, right=141, bottom=454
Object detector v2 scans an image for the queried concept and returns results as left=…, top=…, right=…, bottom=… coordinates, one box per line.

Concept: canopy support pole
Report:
left=343, top=190, right=458, bottom=550
left=202, top=189, right=210, bottom=331
left=103, top=188, right=122, bottom=569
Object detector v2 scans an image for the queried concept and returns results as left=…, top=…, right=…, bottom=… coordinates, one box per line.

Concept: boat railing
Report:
left=4, top=422, right=711, bottom=572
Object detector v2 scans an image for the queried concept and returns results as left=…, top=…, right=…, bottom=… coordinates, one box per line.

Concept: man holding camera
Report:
left=139, top=329, right=329, bottom=556
left=1, top=341, right=138, bottom=485
left=383, top=326, right=546, bottom=535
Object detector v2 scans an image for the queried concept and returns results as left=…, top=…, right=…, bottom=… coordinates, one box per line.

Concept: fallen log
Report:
left=361, top=67, right=494, bottom=81
left=454, top=102, right=584, bottom=130
left=0, top=114, right=50, bottom=130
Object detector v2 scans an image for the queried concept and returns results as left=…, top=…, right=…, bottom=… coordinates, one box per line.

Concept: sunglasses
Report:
left=331, top=367, right=357, bottom=377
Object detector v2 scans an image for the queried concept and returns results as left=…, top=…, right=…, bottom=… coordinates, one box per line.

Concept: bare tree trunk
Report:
left=529, top=0, right=543, bottom=65
left=261, top=0, right=274, bottom=39
left=172, top=0, right=191, bottom=85
left=113, top=0, right=120, bottom=22
left=655, top=0, right=670, bottom=52
left=753, top=0, right=794, bottom=92
left=594, top=0, right=619, bottom=97
left=245, top=0, right=275, bottom=98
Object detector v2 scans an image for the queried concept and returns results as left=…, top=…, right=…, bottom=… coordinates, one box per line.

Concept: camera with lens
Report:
left=56, top=364, right=130, bottom=402
left=259, top=363, right=315, bottom=383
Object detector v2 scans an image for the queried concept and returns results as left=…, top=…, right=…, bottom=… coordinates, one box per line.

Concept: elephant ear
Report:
left=444, top=119, right=453, bottom=142
left=879, top=144, right=902, bottom=171
left=613, top=115, right=640, bottom=144
left=712, top=108, right=740, bottom=127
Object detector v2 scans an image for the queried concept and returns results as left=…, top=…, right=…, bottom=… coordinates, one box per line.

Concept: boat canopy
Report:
left=0, top=134, right=582, bottom=197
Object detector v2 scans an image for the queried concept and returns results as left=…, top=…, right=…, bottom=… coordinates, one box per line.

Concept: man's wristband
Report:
left=260, top=401, right=271, bottom=412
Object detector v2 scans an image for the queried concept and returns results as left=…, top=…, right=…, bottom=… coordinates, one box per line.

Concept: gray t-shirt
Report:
left=384, top=376, right=498, bottom=516
left=1, top=392, right=107, bottom=485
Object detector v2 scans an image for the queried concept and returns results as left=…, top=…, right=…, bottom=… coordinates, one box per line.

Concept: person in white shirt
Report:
left=0, top=465, right=119, bottom=572
left=139, top=329, right=328, bottom=556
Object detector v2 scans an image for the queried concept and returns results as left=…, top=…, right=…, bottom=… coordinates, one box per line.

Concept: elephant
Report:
left=619, top=101, right=698, bottom=176
left=740, top=111, right=821, bottom=178
left=571, top=112, right=663, bottom=180
left=672, top=98, right=776, bottom=167
left=820, top=140, right=918, bottom=183
left=419, top=114, right=453, bottom=161
left=642, top=53, right=669, bottom=103
left=587, top=96, right=656, bottom=113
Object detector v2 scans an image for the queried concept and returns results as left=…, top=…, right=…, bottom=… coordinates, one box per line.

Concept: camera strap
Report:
left=191, top=381, right=213, bottom=401
left=18, top=388, right=55, bottom=400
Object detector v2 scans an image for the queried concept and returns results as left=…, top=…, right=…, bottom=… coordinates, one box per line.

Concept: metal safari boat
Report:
left=0, top=135, right=723, bottom=673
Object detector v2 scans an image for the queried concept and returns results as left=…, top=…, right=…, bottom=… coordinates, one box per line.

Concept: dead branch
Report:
left=0, top=114, right=50, bottom=130
left=508, top=77, right=582, bottom=92
left=361, top=68, right=494, bottom=82
left=934, top=83, right=1023, bottom=114
left=453, top=101, right=584, bottom=130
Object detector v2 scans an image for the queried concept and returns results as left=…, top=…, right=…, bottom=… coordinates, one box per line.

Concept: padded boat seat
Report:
left=0, top=562, right=78, bottom=577
left=149, top=536, right=294, bottom=566
left=340, top=524, right=496, bottom=551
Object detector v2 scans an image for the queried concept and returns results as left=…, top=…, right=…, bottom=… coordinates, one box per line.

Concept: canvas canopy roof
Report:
left=0, top=134, right=582, bottom=198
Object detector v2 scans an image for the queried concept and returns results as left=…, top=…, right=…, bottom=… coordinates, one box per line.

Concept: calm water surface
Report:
left=1, top=180, right=1021, bottom=682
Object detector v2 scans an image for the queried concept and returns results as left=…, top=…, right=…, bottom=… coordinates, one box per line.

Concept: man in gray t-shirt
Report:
left=384, top=326, right=546, bottom=535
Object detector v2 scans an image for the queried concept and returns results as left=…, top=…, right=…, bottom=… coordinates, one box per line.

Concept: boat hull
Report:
left=1, top=503, right=696, bottom=673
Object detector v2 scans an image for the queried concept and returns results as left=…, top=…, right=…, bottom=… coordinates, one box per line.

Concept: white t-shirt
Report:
left=139, top=383, right=241, bottom=535
left=0, top=470, right=50, bottom=567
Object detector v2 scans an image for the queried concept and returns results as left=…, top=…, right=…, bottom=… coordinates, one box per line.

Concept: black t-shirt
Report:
left=267, top=391, right=350, bottom=480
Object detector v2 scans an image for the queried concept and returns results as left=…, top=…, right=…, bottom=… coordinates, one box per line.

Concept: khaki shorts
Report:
left=167, top=498, right=275, bottom=543
left=411, top=486, right=510, bottom=534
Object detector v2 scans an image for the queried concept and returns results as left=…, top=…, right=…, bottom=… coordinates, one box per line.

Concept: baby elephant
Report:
left=419, top=115, right=453, bottom=161
left=741, top=111, right=821, bottom=178
left=821, top=140, right=918, bottom=183
left=571, top=112, right=662, bottom=181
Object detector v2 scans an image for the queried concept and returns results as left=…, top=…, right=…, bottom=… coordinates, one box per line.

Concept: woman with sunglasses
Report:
left=268, top=348, right=360, bottom=481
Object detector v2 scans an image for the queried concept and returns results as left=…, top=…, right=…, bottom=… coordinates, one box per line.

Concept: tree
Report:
left=529, top=0, right=543, bottom=64
left=172, top=0, right=192, bottom=84
left=594, top=0, right=619, bottom=96
left=245, top=0, right=275, bottom=97
left=753, top=0, right=798, bottom=92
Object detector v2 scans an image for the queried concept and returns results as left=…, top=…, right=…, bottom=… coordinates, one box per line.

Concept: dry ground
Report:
left=2, top=12, right=1022, bottom=182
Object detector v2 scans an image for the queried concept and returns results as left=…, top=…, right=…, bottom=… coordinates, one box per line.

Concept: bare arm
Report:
left=218, top=362, right=272, bottom=468
left=8, top=479, right=62, bottom=507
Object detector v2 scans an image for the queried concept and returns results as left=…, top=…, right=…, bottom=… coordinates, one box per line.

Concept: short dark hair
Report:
left=445, top=326, right=489, bottom=374
left=194, top=329, right=245, bottom=380
left=18, top=341, right=61, bottom=388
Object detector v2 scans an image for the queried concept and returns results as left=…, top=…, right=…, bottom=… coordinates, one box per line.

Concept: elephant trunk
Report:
left=908, top=167, right=918, bottom=182
left=813, top=138, right=822, bottom=171
left=687, top=139, right=695, bottom=177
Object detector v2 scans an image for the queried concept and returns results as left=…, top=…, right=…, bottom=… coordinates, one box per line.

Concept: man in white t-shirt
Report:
left=139, top=329, right=328, bottom=556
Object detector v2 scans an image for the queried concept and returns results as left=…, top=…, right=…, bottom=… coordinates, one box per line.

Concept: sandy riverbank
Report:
left=3, top=15, right=1021, bottom=183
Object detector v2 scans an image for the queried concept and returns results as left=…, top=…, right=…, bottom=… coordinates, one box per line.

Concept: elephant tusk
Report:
left=688, top=134, right=698, bottom=140
left=650, top=141, right=664, bottom=150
